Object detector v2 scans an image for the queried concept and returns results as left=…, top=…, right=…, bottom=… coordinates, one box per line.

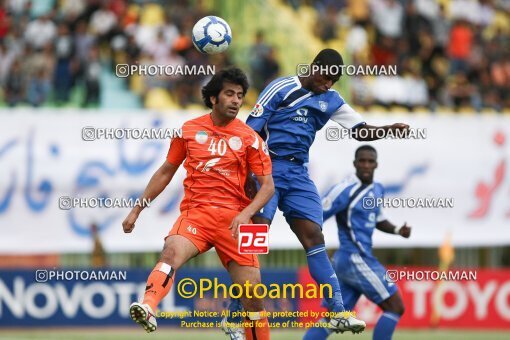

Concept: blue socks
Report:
left=306, top=244, right=344, bottom=312
left=373, top=311, right=400, bottom=340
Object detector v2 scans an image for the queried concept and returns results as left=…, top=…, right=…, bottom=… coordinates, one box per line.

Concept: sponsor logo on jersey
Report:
left=292, top=108, right=308, bottom=123
left=201, top=157, right=221, bottom=172
left=216, top=168, right=232, bottom=177
left=319, top=101, right=328, bottom=112
left=228, top=136, right=243, bottom=150
left=195, top=131, right=208, bottom=144
left=250, top=103, right=264, bottom=117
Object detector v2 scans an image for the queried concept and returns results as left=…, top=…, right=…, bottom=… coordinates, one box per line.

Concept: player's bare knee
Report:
left=159, top=248, right=176, bottom=267
left=302, top=229, right=325, bottom=248
left=290, top=221, right=324, bottom=247
left=381, top=296, right=405, bottom=315
left=241, top=297, right=264, bottom=312
left=159, top=239, right=181, bottom=268
left=393, top=301, right=405, bottom=315
left=229, top=262, right=261, bottom=284
left=311, top=230, right=325, bottom=245
left=246, top=276, right=261, bottom=286
left=387, top=304, right=404, bottom=316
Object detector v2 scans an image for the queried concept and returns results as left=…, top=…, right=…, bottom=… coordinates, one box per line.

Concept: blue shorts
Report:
left=256, top=159, right=323, bottom=227
left=325, top=251, right=397, bottom=308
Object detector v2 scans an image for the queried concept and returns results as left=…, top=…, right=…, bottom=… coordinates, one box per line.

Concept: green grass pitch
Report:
left=0, top=329, right=508, bottom=340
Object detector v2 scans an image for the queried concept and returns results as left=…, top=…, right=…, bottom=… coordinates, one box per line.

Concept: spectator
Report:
left=0, top=41, right=17, bottom=86
left=314, top=5, right=339, bottom=41
left=146, top=30, right=172, bottom=64
left=161, top=13, right=179, bottom=47
left=83, top=47, right=101, bottom=107
left=371, top=0, right=404, bottom=38
left=27, top=68, right=51, bottom=107
left=54, top=23, right=74, bottom=103
left=6, top=0, right=31, bottom=20
left=345, top=22, right=369, bottom=58
left=258, top=47, right=280, bottom=90
left=448, top=19, right=474, bottom=74
left=24, top=14, right=57, bottom=49
left=0, top=0, right=9, bottom=39
left=490, top=54, right=510, bottom=108
left=249, top=31, right=271, bottom=92
left=74, top=20, right=95, bottom=64
left=404, top=0, right=432, bottom=53
left=479, top=0, right=496, bottom=27
left=5, top=60, right=25, bottom=106
left=416, top=30, right=447, bottom=107
left=59, top=0, right=86, bottom=20
left=432, top=4, right=451, bottom=51
left=447, top=71, right=478, bottom=110
left=3, top=23, right=25, bottom=57
left=124, top=34, right=141, bottom=67
left=371, top=36, right=398, bottom=67
left=415, top=0, right=439, bottom=21
left=351, top=76, right=372, bottom=108
left=347, top=0, right=370, bottom=24
left=404, top=63, right=429, bottom=107
left=24, top=43, right=55, bottom=106
left=89, top=1, right=117, bottom=43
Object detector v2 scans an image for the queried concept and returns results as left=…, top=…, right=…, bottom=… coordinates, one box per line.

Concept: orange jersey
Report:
left=167, top=113, right=272, bottom=211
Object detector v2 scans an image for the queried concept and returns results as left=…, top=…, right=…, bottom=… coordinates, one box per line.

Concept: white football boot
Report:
left=129, top=302, right=157, bottom=333
left=328, top=311, right=366, bottom=334
left=220, top=316, right=245, bottom=340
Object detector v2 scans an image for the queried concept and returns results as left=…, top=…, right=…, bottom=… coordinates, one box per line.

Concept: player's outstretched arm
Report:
left=122, top=161, right=179, bottom=233
left=352, top=123, right=410, bottom=141
left=376, top=220, right=411, bottom=238
left=229, top=174, right=275, bottom=238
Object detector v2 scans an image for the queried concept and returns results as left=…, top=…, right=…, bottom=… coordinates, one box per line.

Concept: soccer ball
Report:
left=191, top=16, right=232, bottom=54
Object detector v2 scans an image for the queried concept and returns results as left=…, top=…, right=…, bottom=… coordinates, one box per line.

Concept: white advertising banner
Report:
left=0, top=110, right=509, bottom=253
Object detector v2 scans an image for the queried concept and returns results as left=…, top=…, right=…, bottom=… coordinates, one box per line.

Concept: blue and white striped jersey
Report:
left=246, top=76, right=365, bottom=163
left=322, top=174, right=387, bottom=256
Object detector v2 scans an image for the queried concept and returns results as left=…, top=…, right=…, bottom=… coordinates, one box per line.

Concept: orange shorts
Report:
left=168, top=206, right=259, bottom=269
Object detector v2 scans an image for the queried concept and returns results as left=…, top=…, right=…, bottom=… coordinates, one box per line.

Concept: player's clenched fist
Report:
left=122, top=211, right=139, bottom=233
left=398, top=223, right=411, bottom=238
left=389, top=123, right=410, bottom=137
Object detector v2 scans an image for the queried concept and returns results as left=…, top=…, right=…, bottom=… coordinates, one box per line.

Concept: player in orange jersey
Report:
left=122, top=67, right=274, bottom=340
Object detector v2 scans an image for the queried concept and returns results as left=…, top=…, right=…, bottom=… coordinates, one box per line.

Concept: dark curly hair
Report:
left=201, top=67, right=249, bottom=108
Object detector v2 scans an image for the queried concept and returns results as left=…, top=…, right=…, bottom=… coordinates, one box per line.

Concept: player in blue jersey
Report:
left=303, top=145, right=411, bottom=340
left=221, top=49, right=410, bottom=338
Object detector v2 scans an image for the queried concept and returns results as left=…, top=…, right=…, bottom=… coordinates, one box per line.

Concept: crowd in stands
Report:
left=1, top=0, right=108, bottom=107
left=0, top=0, right=508, bottom=111
left=0, top=0, right=233, bottom=108
left=309, top=0, right=510, bottom=111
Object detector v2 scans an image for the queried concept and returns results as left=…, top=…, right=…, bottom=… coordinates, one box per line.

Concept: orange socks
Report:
left=142, top=262, right=269, bottom=340
left=142, top=262, right=175, bottom=312
left=244, top=311, right=270, bottom=340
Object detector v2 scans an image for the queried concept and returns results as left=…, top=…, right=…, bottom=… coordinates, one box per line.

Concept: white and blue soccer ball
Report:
left=192, top=16, right=232, bottom=54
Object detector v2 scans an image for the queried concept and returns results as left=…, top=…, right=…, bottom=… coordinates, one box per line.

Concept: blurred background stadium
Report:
left=0, top=0, right=509, bottom=339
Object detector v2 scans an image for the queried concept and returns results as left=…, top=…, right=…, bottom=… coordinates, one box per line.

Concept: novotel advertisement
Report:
left=1, top=268, right=509, bottom=329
